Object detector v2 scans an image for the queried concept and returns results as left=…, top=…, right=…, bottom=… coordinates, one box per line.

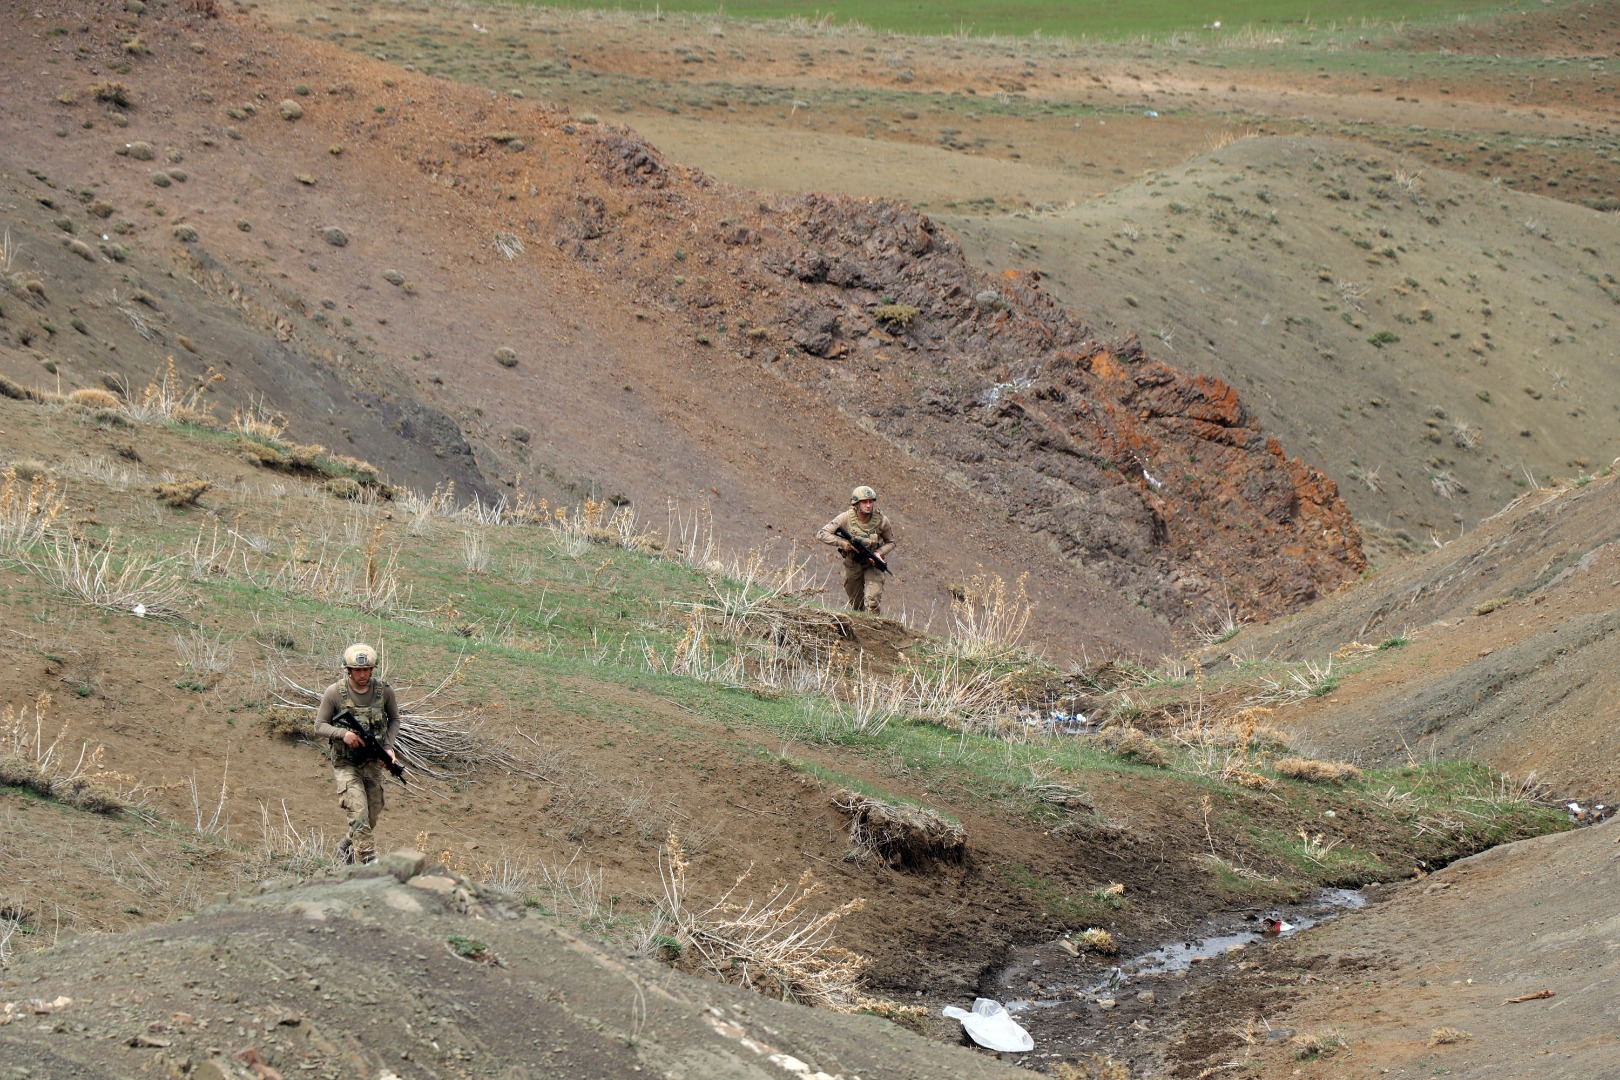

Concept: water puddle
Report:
left=1000, top=887, right=1366, bottom=1014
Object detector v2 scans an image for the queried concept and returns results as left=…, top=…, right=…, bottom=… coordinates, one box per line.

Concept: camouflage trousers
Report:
left=334, top=760, right=386, bottom=862
left=842, top=560, right=885, bottom=615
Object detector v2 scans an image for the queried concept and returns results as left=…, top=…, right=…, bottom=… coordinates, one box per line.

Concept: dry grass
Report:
left=1, top=692, right=142, bottom=814
left=945, top=571, right=1033, bottom=661
left=68, top=388, right=121, bottom=410
left=1104, top=726, right=1171, bottom=767
left=1429, top=1025, right=1471, bottom=1046
left=1276, top=757, right=1363, bottom=784
left=1054, top=1054, right=1130, bottom=1080
left=120, top=357, right=223, bottom=426
left=1290, top=1030, right=1347, bottom=1059
left=0, top=467, right=67, bottom=554
left=251, top=521, right=410, bottom=616
left=256, top=800, right=337, bottom=876
left=152, top=478, right=211, bottom=508
left=1076, top=926, right=1118, bottom=954
left=657, top=829, right=868, bottom=1010
left=20, top=535, right=187, bottom=619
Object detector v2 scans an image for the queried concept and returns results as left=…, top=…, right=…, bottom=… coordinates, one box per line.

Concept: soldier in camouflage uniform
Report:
left=817, top=485, right=898, bottom=615
left=312, top=643, right=401, bottom=865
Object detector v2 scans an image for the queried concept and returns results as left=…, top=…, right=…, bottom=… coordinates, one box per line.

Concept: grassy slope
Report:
left=0, top=391, right=1567, bottom=984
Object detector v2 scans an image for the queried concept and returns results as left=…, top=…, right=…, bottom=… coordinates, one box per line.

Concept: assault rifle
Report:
left=834, top=525, right=890, bottom=574
left=330, top=707, right=407, bottom=784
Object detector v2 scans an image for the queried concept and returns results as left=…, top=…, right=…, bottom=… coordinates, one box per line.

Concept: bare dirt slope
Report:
left=302, top=0, right=1620, bottom=567
left=945, top=136, right=1620, bottom=555
left=4, top=2, right=1620, bottom=1079
left=1218, top=469, right=1620, bottom=799
left=1, top=0, right=1394, bottom=663
left=1171, top=817, right=1620, bottom=1079
left=0, top=853, right=1028, bottom=1080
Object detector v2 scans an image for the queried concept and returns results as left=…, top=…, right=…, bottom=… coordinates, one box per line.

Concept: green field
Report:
left=518, top=0, right=1543, bottom=39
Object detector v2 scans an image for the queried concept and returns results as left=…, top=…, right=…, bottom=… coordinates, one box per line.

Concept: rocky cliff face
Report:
left=571, top=144, right=1364, bottom=624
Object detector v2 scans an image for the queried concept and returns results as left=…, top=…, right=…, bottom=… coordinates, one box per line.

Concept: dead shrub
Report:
left=1076, top=926, right=1118, bottom=955
left=152, top=478, right=210, bottom=508
left=1104, top=727, right=1170, bottom=768
left=0, top=375, right=43, bottom=402
left=262, top=709, right=309, bottom=741
left=92, top=81, right=131, bottom=107
left=657, top=829, right=869, bottom=1010
left=1275, top=757, right=1363, bottom=784
left=68, top=387, right=121, bottom=410
left=1429, top=1026, right=1471, bottom=1046
left=832, top=789, right=965, bottom=869
left=324, top=477, right=363, bottom=501
left=1054, top=1053, right=1129, bottom=1080
left=1291, top=1030, right=1347, bottom=1059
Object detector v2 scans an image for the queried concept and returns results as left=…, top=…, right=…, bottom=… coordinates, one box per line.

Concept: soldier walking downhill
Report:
left=312, top=643, right=401, bottom=865
left=817, top=485, right=898, bottom=615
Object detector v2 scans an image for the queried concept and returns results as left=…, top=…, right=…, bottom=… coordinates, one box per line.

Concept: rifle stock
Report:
left=331, top=707, right=407, bottom=784
left=834, top=525, right=890, bottom=574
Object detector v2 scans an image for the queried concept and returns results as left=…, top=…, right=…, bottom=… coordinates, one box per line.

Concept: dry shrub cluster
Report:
left=120, top=358, right=223, bottom=427
left=656, top=830, right=868, bottom=1010
left=0, top=467, right=67, bottom=553
left=1, top=693, right=141, bottom=813
left=152, top=478, right=211, bottom=508
left=831, top=788, right=965, bottom=868
left=1103, top=726, right=1171, bottom=767
left=1054, top=1054, right=1130, bottom=1080
left=1275, top=757, right=1363, bottom=784
left=21, top=536, right=187, bottom=619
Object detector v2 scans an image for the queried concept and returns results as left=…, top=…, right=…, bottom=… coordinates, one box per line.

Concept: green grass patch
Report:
left=517, top=0, right=1530, bottom=41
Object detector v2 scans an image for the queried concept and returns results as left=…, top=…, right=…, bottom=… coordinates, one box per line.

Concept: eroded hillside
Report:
left=0, top=0, right=1369, bottom=661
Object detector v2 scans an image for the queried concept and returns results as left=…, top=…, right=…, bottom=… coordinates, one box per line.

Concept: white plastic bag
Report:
left=940, top=998, right=1033, bottom=1052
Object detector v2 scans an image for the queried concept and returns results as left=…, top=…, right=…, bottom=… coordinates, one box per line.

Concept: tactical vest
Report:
left=845, top=510, right=886, bottom=555
left=335, top=680, right=390, bottom=766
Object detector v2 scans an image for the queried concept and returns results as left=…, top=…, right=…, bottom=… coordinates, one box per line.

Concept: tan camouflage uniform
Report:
left=817, top=507, right=898, bottom=614
left=313, top=677, right=400, bottom=864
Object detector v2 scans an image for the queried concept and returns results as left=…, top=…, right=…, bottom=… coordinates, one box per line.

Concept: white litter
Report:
left=941, top=998, right=1033, bottom=1052
left=132, top=603, right=147, bottom=618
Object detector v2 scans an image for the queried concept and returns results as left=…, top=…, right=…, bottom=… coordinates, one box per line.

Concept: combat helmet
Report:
left=342, top=642, right=378, bottom=669
left=850, top=485, right=877, bottom=505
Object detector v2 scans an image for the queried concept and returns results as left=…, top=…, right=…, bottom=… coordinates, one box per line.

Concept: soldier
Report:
left=312, top=642, right=400, bottom=865
left=817, top=485, right=898, bottom=615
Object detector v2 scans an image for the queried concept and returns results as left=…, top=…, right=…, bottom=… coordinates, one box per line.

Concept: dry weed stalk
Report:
left=946, top=572, right=1032, bottom=661
left=0, top=467, right=67, bottom=553
left=228, top=399, right=287, bottom=442
left=21, top=535, right=186, bottom=618
left=253, top=522, right=410, bottom=615
left=1, top=692, right=142, bottom=813
left=121, top=357, right=223, bottom=425
left=257, top=800, right=336, bottom=874
left=658, top=830, right=868, bottom=1010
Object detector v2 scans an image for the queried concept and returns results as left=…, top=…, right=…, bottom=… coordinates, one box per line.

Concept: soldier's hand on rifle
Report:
left=342, top=731, right=364, bottom=749
left=840, top=540, right=854, bottom=553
